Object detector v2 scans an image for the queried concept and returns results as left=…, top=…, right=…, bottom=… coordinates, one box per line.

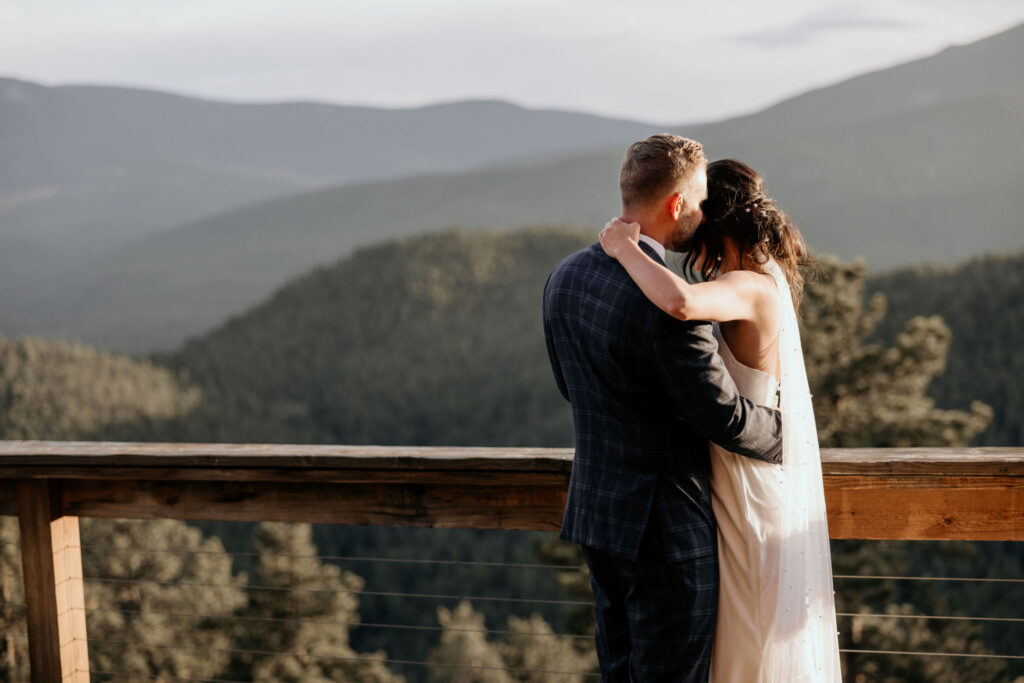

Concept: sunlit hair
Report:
left=683, top=159, right=812, bottom=308
left=619, top=134, right=706, bottom=210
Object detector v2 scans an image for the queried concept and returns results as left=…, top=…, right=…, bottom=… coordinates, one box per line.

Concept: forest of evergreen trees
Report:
left=1, top=226, right=1020, bottom=681
left=869, top=250, right=1024, bottom=446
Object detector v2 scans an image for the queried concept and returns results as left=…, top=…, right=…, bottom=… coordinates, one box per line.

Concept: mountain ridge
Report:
left=0, top=75, right=661, bottom=255
left=3, top=22, right=1022, bottom=351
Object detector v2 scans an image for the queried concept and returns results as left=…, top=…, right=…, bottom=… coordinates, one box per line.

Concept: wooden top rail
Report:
left=0, top=441, right=576, bottom=477
left=1, top=441, right=1022, bottom=540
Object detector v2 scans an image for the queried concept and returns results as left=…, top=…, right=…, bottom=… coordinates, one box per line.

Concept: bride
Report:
left=600, top=159, right=842, bottom=682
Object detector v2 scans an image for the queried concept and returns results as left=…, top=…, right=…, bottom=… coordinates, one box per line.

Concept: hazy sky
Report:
left=2, top=0, right=1022, bottom=123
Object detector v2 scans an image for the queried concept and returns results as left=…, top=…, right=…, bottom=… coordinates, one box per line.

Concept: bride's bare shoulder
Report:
left=715, top=269, right=780, bottom=327
left=716, top=269, right=779, bottom=301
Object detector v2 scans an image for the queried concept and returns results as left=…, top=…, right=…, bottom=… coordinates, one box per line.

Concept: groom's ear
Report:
left=668, top=192, right=684, bottom=220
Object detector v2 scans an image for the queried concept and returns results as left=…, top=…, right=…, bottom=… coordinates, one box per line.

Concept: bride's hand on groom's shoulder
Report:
left=600, top=217, right=641, bottom=259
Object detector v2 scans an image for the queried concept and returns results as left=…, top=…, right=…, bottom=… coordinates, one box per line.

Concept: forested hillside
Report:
left=0, top=334, right=200, bottom=440
left=869, top=250, right=1024, bottom=446
left=160, top=227, right=585, bottom=447
left=157, top=227, right=993, bottom=451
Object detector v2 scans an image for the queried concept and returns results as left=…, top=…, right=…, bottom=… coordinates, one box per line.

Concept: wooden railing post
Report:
left=16, top=480, right=89, bottom=683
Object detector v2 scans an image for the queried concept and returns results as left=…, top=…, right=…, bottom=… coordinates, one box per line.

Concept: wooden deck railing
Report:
left=1, top=441, right=1022, bottom=681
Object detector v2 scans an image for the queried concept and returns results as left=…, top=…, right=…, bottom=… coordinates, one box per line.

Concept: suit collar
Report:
left=638, top=234, right=667, bottom=263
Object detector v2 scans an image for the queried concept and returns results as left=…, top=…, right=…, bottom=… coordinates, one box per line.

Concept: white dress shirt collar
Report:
left=637, top=233, right=667, bottom=262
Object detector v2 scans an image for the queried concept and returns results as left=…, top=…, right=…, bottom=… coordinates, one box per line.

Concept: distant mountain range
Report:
left=1, top=22, right=1022, bottom=351
left=0, top=78, right=658, bottom=256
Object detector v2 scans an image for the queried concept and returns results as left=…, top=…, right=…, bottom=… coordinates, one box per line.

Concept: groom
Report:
left=543, top=134, right=783, bottom=682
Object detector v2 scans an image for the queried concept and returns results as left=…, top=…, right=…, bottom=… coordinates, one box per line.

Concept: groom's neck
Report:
left=620, top=207, right=670, bottom=248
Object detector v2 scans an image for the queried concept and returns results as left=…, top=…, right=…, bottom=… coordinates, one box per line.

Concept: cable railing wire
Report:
left=86, top=640, right=600, bottom=678
left=833, top=574, right=1024, bottom=584
left=85, top=606, right=593, bottom=639
left=86, top=604, right=1021, bottom=630
left=82, top=575, right=594, bottom=606
left=79, top=543, right=582, bottom=571
left=840, top=648, right=1024, bottom=661
left=837, top=612, right=1024, bottom=624
left=80, top=574, right=1024, bottom=611
left=91, top=672, right=242, bottom=683
left=72, top=546, right=1024, bottom=584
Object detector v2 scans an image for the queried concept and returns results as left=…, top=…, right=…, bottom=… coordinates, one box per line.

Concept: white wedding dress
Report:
left=708, top=259, right=842, bottom=682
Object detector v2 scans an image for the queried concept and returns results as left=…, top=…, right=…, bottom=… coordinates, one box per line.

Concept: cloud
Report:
left=737, top=3, right=913, bottom=48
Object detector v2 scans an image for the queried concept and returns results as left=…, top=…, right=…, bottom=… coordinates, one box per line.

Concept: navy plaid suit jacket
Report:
left=543, top=241, right=782, bottom=562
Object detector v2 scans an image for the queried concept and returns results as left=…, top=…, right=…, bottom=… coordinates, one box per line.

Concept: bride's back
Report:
left=716, top=269, right=781, bottom=380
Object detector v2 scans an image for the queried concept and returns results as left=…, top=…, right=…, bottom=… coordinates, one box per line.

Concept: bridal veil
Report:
left=765, top=259, right=842, bottom=682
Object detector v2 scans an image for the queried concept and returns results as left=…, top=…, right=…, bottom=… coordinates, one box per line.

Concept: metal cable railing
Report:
left=82, top=574, right=594, bottom=606
left=836, top=611, right=1024, bottom=624
left=838, top=648, right=1024, bottom=661
left=69, top=536, right=1020, bottom=682
left=3, top=553, right=1022, bottom=677
left=91, top=674, right=240, bottom=683
left=85, top=640, right=602, bottom=679
left=85, top=606, right=594, bottom=639
left=834, top=574, right=1024, bottom=584
left=81, top=543, right=582, bottom=571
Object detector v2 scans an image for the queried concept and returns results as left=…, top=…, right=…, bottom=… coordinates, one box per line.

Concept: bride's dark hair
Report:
left=683, top=159, right=812, bottom=308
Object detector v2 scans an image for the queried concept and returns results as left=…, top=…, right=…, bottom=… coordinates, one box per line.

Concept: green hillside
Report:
left=14, top=22, right=1024, bottom=352
left=869, top=250, right=1024, bottom=446
left=160, top=227, right=589, bottom=447
left=0, top=334, right=200, bottom=441
left=154, top=225, right=995, bottom=451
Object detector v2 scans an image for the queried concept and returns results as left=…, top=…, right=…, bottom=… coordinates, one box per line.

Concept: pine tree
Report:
left=428, top=600, right=595, bottom=683
left=497, top=613, right=597, bottom=683
left=0, top=517, right=26, bottom=681
left=82, top=519, right=247, bottom=678
left=228, top=522, right=403, bottom=682
left=801, top=256, right=992, bottom=447
left=0, top=335, right=200, bottom=441
left=429, top=601, right=512, bottom=683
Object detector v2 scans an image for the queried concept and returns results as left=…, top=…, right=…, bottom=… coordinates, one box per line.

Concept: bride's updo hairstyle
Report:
left=683, top=159, right=812, bottom=308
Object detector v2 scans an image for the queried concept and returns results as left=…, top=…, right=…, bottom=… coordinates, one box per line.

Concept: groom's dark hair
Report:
left=620, top=134, right=705, bottom=209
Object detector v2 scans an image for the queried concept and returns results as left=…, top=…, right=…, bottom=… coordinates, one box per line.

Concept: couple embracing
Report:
left=543, top=134, right=842, bottom=682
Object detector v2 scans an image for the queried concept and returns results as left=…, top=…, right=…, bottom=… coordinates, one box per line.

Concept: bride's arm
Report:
left=600, top=218, right=758, bottom=323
